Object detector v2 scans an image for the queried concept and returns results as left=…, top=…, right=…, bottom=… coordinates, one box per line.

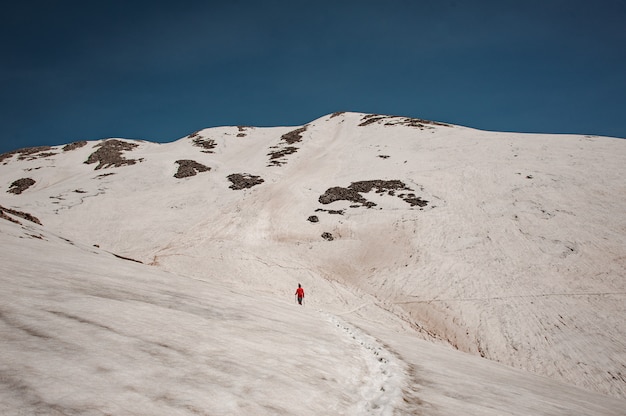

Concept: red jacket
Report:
left=295, top=287, right=304, bottom=297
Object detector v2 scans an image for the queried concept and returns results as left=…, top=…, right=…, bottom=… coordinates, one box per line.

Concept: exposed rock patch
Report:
left=280, top=127, right=308, bottom=145
left=267, top=146, right=299, bottom=166
left=174, top=160, right=211, bottom=179
left=237, top=126, right=250, bottom=137
left=95, top=172, right=116, bottom=179
left=321, top=232, right=334, bottom=241
left=84, top=140, right=142, bottom=170
left=315, top=208, right=345, bottom=215
left=0, top=146, right=57, bottom=163
left=0, top=152, right=13, bottom=163
left=307, top=215, right=319, bottom=223
left=0, top=210, right=19, bottom=224
left=319, top=180, right=429, bottom=209
left=267, top=126, right=308, bottom=167
left=401, top=194, right=429, bottom=207
left=192, top=137, right=217, bottom=153
left=63, top=141, right=87, bottom=152
left=319, top=186, right=372, bottom=207
left=0, top=204, right=42, bottom=225
left=227, top=173, right=264, bottom=190
left=358, top=114, right=389, bottom=127
left=8, top=178, right=36, bottom=195
left=358, top=114, right=451, bottom=128
left=112, top=253, right=144, bottom=263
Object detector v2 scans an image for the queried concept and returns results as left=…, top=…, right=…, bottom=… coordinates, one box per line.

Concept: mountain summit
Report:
left=1, top=112, right=625, bottom=414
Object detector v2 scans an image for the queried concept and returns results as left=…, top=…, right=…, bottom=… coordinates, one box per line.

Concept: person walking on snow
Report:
left=295, top=283, right=305, bottom=305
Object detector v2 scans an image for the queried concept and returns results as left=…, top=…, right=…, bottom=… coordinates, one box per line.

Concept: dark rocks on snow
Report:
left=319, top=186, right=372, bottom=207
left=358, top=114, right=451, bottom=128
left=267, top=126, right=308, bottom=167
left=227, top=173, right=264, bottom=190
left=315, top=208, right=344, bottom=215
left=0, top=210, right=19, bottom=224
left=307, top=215, right=319, bottom=223
left=267, top=146, right=299, bottom=166
left=0, top=146, right=57, bottom=163
left=192, top=137, right=217, bottom=153
left=174, top=160, right=211, bottom=178
left=237, top=126, right=249, bottom=137
left=8, top=178, right=36, bottom=194
left=319, top=180, right=429, bottom=209
left=348, top=179, right=407, bottom=194
left=63, top=141, right=87, bottom=152
left=358, top=115, right=388, bottom=127
left=84, top=140, right=142, bottom=170
left=112, top=253, right=144, bottom=264
left=402, top=195, right=429, bottom=207
left=321, top=232, right=334, bottom=241
left=280, top=127, right=308, bottom=145
left=0, top=204, right=42, bottom=225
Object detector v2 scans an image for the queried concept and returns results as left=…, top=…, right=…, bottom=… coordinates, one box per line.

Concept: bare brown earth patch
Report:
left=0, top=204, right=42, bottom=225
left=267, top=126, right=308, bottom=167
left=84, top=140, right=142, bottom=170
left=7, top=178, right=36, bottom=195
left=174, top=160, right=211, bottom=178
left=227, top=173, right=264, bottom=190
left=319, top=180, right=429, bottom=209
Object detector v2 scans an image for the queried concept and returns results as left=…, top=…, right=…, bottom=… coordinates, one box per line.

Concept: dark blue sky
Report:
left=1, top=0, right=625, bottom=153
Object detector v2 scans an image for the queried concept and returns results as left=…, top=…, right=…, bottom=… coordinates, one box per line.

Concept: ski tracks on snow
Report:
left=324, top=313, right=422, bottom=415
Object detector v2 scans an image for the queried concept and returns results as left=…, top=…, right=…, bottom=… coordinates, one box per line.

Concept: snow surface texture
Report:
left=1, top=112, right=625, bottom=415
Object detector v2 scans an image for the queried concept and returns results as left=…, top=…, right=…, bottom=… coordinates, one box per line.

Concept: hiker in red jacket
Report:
left=295, top=283, right=304, bottom=305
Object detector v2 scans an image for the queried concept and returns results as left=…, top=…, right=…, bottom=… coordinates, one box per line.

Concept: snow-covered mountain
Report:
left=1, top=112, right=625, bottom=415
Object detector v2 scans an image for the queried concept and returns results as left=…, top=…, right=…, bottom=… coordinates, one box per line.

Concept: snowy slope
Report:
left=1, top=111, right=625, bottom=414
left=1, top=215, right=624, bottom=415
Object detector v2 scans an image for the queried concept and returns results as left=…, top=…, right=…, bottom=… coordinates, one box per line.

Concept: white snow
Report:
left=0, top=112, right=625, bottom=415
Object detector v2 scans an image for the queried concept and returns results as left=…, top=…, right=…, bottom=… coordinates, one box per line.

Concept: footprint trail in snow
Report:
left=324, top=313, right=409, bottom=415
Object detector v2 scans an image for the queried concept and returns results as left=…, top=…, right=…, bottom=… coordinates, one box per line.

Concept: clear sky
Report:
left=1, top=0, right=625, bottom=153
